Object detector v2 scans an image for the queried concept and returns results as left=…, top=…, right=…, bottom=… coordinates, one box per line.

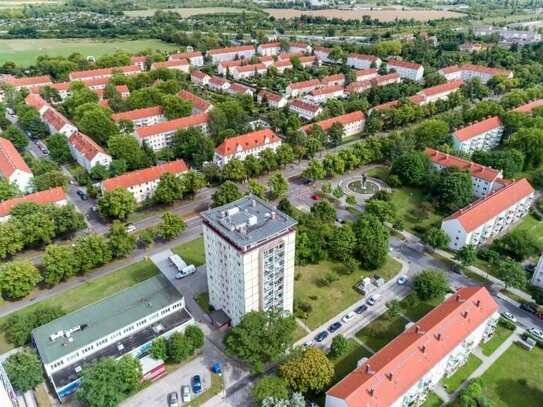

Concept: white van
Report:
left=366, top=293, right=382, bottom=306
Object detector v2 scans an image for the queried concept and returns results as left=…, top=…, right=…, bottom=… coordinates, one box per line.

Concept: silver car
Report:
left=181, top=385, right=191, bottom=403
left=169, top=392, right=179, bottom=407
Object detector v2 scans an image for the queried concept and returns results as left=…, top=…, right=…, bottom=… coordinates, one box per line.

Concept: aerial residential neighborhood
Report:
left=0, top=1, right=543, bottom=407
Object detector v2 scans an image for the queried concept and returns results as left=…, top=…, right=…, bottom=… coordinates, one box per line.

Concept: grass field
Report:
left=356, top=313, right=408, bottom=352
left=442, top=354, right=483, bottom=393
left=294, top=258, right=401, bottom=330
left=124, top=7, right=254, bottom=18
left=400, top=293, right=443, bottom=322
left=0, top=259, right=159, bottom=353
left=0, top=38, right=178, bottom=66
left=480, top=322, right=515, bottom=357
left=172, top=237, right=205, bottom=267
left=480, top=344, right=543, bottom=407
left=330, top=339, right=372, bottom=383
left=509, top=212, right=543, bottom=243
left=194, top=292, right=212, bottom=314
left=421, top=391, right=443, bottom=407
left=0, top=0, right=61, bottom=8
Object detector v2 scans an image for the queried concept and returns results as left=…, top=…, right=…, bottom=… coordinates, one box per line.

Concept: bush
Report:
left=478, top=248, right=501, bottom=264
left=392, top=219, right=404, bottom=231
left=388, top=174, right=401, bottom=187
left=498, top=317, right=516, bottom=331
left=324, top=271, right=340, bottom=285
left=309, top=295, right=318, bottom=301
left=295, top=272, right=301, bottom=281
left=329, top=334, right=348, bottom=358
left=5, top=306, right=66, bottom=346
left=518, top=378, right=528, bottom=386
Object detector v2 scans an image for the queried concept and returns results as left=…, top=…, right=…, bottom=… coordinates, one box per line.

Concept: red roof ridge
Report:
left=290, top=99, right=321, bottom=112
left=453, top=116, right=503, bottom=142
left=112, top=106, right=164, bottom=122
left=348, top=53, right=379, bottom=61
left=151, top=59, right=189, bottom=68
left=102, top=160, right=188, bottom=191
left=424, top=147, right=501, bottom=182
left=388, top=58, right=423, bottom=70
left=233, top=63, right=267, bottom=73
left=0, top=187, right=66, bottom=217
left=135, top=113, right=209, bottom=138
left=68, top=131, right=107, bottom=161
left=310, top=85, right=344, bottom=96
left=512, top=99, right=543, bottom=113
left=0, top=137, right=32, bottom=177
left=215, top=129, right=280, bottom=157
left=288, top=78, right=321, bottom=90
left=301, top=111, right=365, bottom=133
left=421, top=79, right=465, bottom=97
left=208, top=45, right=254, bottom=55
left=178, top=90, right=212, bottom=112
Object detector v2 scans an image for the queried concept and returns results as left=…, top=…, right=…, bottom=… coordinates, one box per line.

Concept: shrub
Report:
left=309, top=295, right=318, bottom=301
left=324, top=271, right=340, bottom=285
left=388, top=174, right=401, bottom=187
left=518, top=378, right=528, bottom=386
left=498, top=317, right=516, bottom=331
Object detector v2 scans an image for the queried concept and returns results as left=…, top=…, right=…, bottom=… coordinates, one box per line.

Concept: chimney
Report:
left=386, top=372, right=393, bottom=381
left=415, top=325, right=426, bottom=335
left=420, top=344, right=426, bottom=353
left=463, top=310, right=469, bottom=318
left=475, top=299, right=481, bottom=307
left=270, top=211, right=276, bottom=220
left=366, top=364, right=375, bottom=375
left=456, top=294, right=465, bottom=302
left=367, top=388, right=374, bottom=397
left=251, top=199, right=256, bottom=207
left=436, top=332, right=442, bottom=341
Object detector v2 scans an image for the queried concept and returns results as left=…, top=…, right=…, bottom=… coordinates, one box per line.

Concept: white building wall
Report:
left=452, top=127, right=504, bottom=154
left=8, top=170, right=33, bottom=193
left=347, top=57, right=381, bottom=70
left=210, top=49, right=256, bottom=63
left=289, top=105, right=321, bottom=120
left=257, top=45, right=280, bottom=56
left=132, top=114, right=167, bottom=128
left=388, top=65, right=424, bottom=81
left=213, top=142, right=282, bottom=166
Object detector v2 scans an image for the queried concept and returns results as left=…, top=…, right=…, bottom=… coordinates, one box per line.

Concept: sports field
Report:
left=0, top=38, right=178, bottom=65
left=124, top=7, right=254, bottom=18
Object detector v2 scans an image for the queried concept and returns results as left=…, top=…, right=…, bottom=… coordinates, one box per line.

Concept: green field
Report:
left=0, top=38, right=178, bottom=66
left=172, top=237, right=205, bottom=267
left=421, top=391, right=443, bottom=407
left=0, top=259, right=159, bottom=353
left=356, top=313, right=409, bottom=352
left=330, top=339, right=372, bottom=382
left=480, top=322, right=515, bottom=357
left=124, top=7, right=255, bottom=18
left=442, top=354, right=483, bottom=393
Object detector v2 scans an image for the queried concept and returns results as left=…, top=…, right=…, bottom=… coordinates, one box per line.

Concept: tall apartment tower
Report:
left=201, top=195, right=297, bottom=326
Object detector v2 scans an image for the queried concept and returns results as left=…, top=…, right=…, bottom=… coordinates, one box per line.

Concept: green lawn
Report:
left=294, top=258, right=401, bottom=330
left=400, top=293, right=443, bottom=322
left=442, top=354, right=483, bottom=393
left=421, top=391, right=443, bottom=407
left=189, top=373, right=224, bottom=407
left=509, top=212, right=543, bottom=243
left=480, top=344, right=543, bottom=407
left=0, top=38, right=178, bottom=65
left=329, top=339, right=372, bottom=383
left=0, top=259, right=159, bottom=353
left=356, top=313, right=409, bottom=352
left=172, top=237, right=205, bottom=267
left=34, top=382, right=52, bottom=407
left=194, top=291, right=212, bottom=314
left=480, top=322, right=515, bottom=357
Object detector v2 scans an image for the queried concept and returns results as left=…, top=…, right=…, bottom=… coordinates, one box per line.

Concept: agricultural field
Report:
left=0, top=38, right=178, bottom=65
left=0, top=0, right=62, bottom=8
left=264, top=8, right=465, bottom=22
left=124, top=7, right=255, bottom=18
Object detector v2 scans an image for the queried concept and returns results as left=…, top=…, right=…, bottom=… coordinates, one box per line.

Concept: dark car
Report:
left=355, top=304, right=368, bottom=314
left=192, top=375, right=202, bottom=394
left=519, top=303, right=537, bottom=314
left=451, top=266, right=463, bottom=275
left=80, top=193, right=88, bottom=201
left=76, top=190, right=85, bottom=197
left=315, top=331, right=328, bottom=342
left=328, top=322, right=342, bottom=333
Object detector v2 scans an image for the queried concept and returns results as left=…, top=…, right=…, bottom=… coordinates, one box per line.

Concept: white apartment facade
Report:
left=288, top=42, right=312, bottom=54
left=438, top=64, right=514, bottom=84
left=347, top=53, right=382, bottom=70
left=308, top=85, right=344, bottom=104
left=285, top=79, right=321, bottom=98
left=232, top=63, right=267, bottom=80
left=387, top=59, right=425, bottom=81
left=112, top=106, right=166, bottom=128
left=213, top=129, right=282, bottom=166
left=418, top=80, right=464, bottom=104
left=257, top=42, right=281, bottom=56
left=355, top=68, right=378, bottom=82
left=67, top=132, right=112, bottom=173
left=190, top=70, right=210, bottom=86
left=168, top=51, right=204, bottom=66
left=150, top=59, right=190, bottom=73
left=289, top=99, right=322, bottom=120
left=202, top=195, right=297, bottom=326
left=208, top=76, right=231, bottom=92
left=301, top=111, right=366, bottom=138
left=452, top=116, right=504, bottom=153
left=0, top=137, right=33, bottom=193
left=257, top=90, right=288, bottom=109
left=207, top=45, right=256, bottom=63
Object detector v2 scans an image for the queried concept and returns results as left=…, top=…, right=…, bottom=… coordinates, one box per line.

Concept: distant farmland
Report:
left=124, top=7, right=255, bottom=18
left=0, top=0, right=63, bottom=8
left=264, top=8, right=465, bottom=22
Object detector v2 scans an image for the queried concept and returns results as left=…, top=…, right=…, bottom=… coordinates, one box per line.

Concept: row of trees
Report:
left=149, top=325, right=205, bottom=363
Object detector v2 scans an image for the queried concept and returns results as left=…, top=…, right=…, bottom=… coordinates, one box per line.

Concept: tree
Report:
left=497, top=259, right=527, bottom=290
left=107, top=220, right=137, bottom=258
left=328, top=46, right=346, bottom=63
left=303, top=159, right=326, bottom=181
left=172, top=128, right=214, bottom=166
left=413, top=119, right=449, bottom=148
left=244, top=154, right=263, bottom=177
left=310, top=200, right=336, bottom=223
left=45, top=133, right=72, bottom=163
left=225, top=311, right=296, bottom=373
left=455, top=244, right=477, bottom=268
left=277, top=198, right=293, bottom=216
left=268, top=173, right=288, bottom=198
left=3, top=348, right=43, bottom=392
left=73, top=234, right=112, bottom=273
left=154, top=172, right=184, bottom=205
left=0, top=178, right=20, bottom=201
left=6, top=305, right=65, bottom=346
left=108, top=133, right=145, bottom=170
left=162, top=95, right=192, bottom=120
left=76, top=107, right=119, bottom=145
left=0, top=222, right=24, bottom=258
left=157, top=213, right=187, bottom=240
left=42, top=244, right=78, bottom=285
left=248, top=179, right=267, bottom=200
left=329, top=335, right=348, bottom=358
left=365, top=199, right=396, bottom=222
left=212, top=181, right=242, bottom=207
left=354, top=214, right=389, bottom=270
left=433, top=167, right=474, bottom=213
left=262, top=393, right=308, bottom=407
left=492, top=231, right=540, bottom=261
left=33, top=170, right=69, bottom=191
left=168, top=331, right=192, bottom=362
left=322, top=153, right=345, bottom=176
left=413, top=268, right=449, bottom=301
left=0, top=261, right=41, bottom=299
left=391, top=151, right=430, bottom=186
left=11, top=210, right=56, bottom=246
left=259, top=149, right=278, bottom=174
left=251, top=376, right=289, bottom=407
left=329, top=224, right=356, bottom=262
left=97, top=188, right=136, bottom=220
left=90, top=163, right=109, bottom=181
left=150, top=337, right=168, bottom=361
left=279, top=347, right=334, bottom=393
left=509, top=128, right=543, bottom=169
left=1, top=125, right=28, bottom=151
left=423, top=227, right=450, bottom=252
left=328, top=122, right=345, bottom=146
left=276, top=144, right=294, bottom=168
left=385, top=299, right=402, bottom=319
left=181, top=170, right=206, bottom=199
left=223, top=158, right=248, bottom=181
left=305, top=137, right=322, bottom=158
left=185, top=325, right=205, bottom=350
left=346, top=195, right=357, bottom=206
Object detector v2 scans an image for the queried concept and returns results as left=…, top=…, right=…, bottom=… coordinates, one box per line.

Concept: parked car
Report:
left=451, top=265, right=463, bottom=275
left=354, top=304, right=368, bottom=314
left=125, top=224, right=137, bottom=233
left=6, top=107, right=14, bottom=115
left=181, top=385, right=191, bottom=403
left=367, top=293, right=382, bottom=306
left=304, top=340, right=315, bottom=347
left=528, top=327, right=543, bottom=341
left=335, top=216, right=345, bottom=224
left=192, top=375, right=202, bottom=394
left=76, top=189, right=85, bottom=197
left=315, top=331, right=328, bottom=342
left=519, top=303, right=537, bottom=314
left=536, top=312, right=543, bottom=320
left=79, top=193, right=88, bottom=201
left=342, top=312, right=355, bottom=323
left=396, top=275, right=408, bottom=285
left=328, top=322, right=342, bottom=333
left=311, top=194, right=320, bottom=201
left=169, top=392, right=179, bottom=407
left=501, top=312, right=517, bottom=323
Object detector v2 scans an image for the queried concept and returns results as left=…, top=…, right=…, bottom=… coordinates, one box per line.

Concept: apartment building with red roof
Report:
left=438, top=64, right=513, bottom=84
left=298, top=55, right=321, bottom=68
left=29, top=81, right=72, bottom=101
left=345, top=80, right=372, bottom=95
left=314, top=47, right=332, bottom=62
left=452, top=116, right=504, bottom=153
left=0, top=187, right=67, bottom=223
left=67, top=131, right=112, bottom=173
left=289, top=99, right=322, bottom=120
left=441, top=179, right=534, bottom=249
left=168, top=50, right=204, bottom=66
left=301, top=111, right=365, bottom=138
left=68, top=65, right=140, bottom=81
left=130, top=56, right=147, bottom=71
left=277, top=52, right=304, bottom=61
left=178, top=90, right=213, bottom=114
left=288, top=42, right=312, bottom=54
left=326, top=287, right=499, bottom=407
left=285, top=78, right=321, bottom=98
left=257, top=90, right=287, bottom=109
left=190, top=70, right=210, bottom=86
left=3, top=75, right=52, bottom=90
left=273, top=59, right=293, bottom=74
left=213, top=129, right=281, bottom=166
left=308, top=85, right=344, bottom=104
left=42, top=108, right=78, bottom=137
left=425, top=148, right=503, bottom=198
left=150, top=59, right=190, bottom=73
left=355, top=68, right=378, bottom=82
left=216, top=60, right=243, bottom=75
left=0, top=137, right=33, bottom=193
left=134, top=113, right=209, bottom=152
left=226, top=83, right=254, bottom=97
left=418, top=79, right=464, bottom=104
left=94, top=85, right=129, bottom=100
left=207, top=45, right=255, bottom=63
left=459, top=42, right=486, bottom=53
left=347, top=53, right=382, bottom=70
left=112, top=106, right=166, bottom=128
left=24, top=93, right=52, bottom=116
left=232, top=63, right=267, bottom=80
left=371, top=72, right=402, bottom=87
left=387, top=59, right=425, bottom=81
left=511, top=99, right=543, bottom=114
left=81, top=76, right=111, bottom=90
left=321, top=74, right=345, bottom=87
left=101, top=160, right=188, bottom=203
left=257, top=42, right=281, bottom=56
left=208, top=76, right=231, bottom=92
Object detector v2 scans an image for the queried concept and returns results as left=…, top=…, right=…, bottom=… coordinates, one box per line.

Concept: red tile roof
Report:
left=135, top=113, right=209, bottom=138
left=259, top=42, right=280, bottom=49
left=112, top=106, right=164, bottom=122
left=310, top=85, right=344, bottom=97
left=461, top=64, right=512, bottom=77
left=409, top=94, right=425, bottom=105
left=208, top=45, right=254, bottom=56
left=42, top=108, right=73, bottom=132
left=258, top=55, right=274, bottom=64
left=70, top=66, right=139, bottom=80
left=0, top=187, right=66, bottom=217
left=440, top=65, right=461, bottom=75
left=218, top=60, right=243, bottom=69
left=511, top=99, right=543, bottom=113
left=278, top=52, right=303, bottom=61
left=290, top=99, right=321, bottom=113
left=301, top=111, right=365, bottom=133
left=421, top=79, right=465, bottom=97
left=321, top=73, right=345, bottom=85
left=191, top=70, right=209, bottom=80
left=215, top=129, right=280, bottom=157
left=258, top=90, right=284, bottom=103
left=444, top=179, right=534, bottom=232
left=68, top=131, right=108, bottom=161
left=288, top=78, right=321, bottom=90
left=345, top=80, right=372, bottom=93
left=29, top=81, right=71, bottom=94
left=228, top=83, right=252, bottom=95
left=233, top=63, right=267, bottom=73
left=151, top=59, right=189, bottom=69
left=424, top=148, right=501, bottom=183
left=453, top=117, right=503, bottom=142
left=373, top=100, right=399, bottom=111
left=327, top=287, right=498, bottom=406
left=289, top=41, right=309, bottom=49
left=81, top=77, right=111, bottom=89
left=372, top=72, right=400, bottom=86
left=299, top=55, right=319, bottom=64
left=209, top=76, right=229, bottom=87
left=24, top=93, right=51, bottom=113
left=274, top=60, right=293, bottom=68
left=0, top=137, right=32, bottom=178
left=387, top=58, right=423, bottom=70
left=4, top=75, right=51, bottom=88
left=169, top=51, right=202, bottom=60
left=116, top=85, right=129, bottom=94
left=102, top=160, right=188, bottom=191
left=355, top=68, right=378, bottom=78
left=131, top=56, right=147, bottom=63
left=314, top=46, right=331, bottom=53
left=348, top=53, right=380, bottom=62
left=178, top=90, right=212, bottom=112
